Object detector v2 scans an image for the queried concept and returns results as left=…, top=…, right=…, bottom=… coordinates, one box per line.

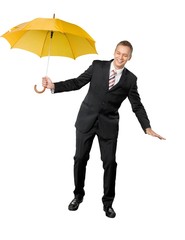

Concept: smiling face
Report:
left=113, top=44, right=132, bottom=69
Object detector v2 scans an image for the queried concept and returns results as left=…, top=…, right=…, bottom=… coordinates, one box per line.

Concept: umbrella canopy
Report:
left=1, top=16, right=97, bottom=59
left=1, top=15, right=97, bottom=93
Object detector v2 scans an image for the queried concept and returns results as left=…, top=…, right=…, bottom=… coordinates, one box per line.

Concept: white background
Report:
left=0, top=0, right=184, bottom=239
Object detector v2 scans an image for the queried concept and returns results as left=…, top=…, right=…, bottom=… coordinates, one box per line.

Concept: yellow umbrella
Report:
left=1, top=14, right=97, bottom=93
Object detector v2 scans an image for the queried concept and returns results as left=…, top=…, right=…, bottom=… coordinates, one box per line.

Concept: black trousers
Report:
left=73, top=121, right=118, bottom=207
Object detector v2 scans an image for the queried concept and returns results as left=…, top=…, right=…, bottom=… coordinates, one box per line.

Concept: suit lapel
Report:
left=103, top=60, right=112, bottom=90
left=117, top=68, right=127, bottom=86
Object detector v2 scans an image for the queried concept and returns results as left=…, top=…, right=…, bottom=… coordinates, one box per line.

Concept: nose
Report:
left=119, top=54, right=124, bottom=60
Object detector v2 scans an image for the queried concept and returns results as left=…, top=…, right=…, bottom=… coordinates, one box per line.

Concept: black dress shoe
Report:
left=104, top=206, right=116, bottom=218
left=68, top=198, right=83, bottom=211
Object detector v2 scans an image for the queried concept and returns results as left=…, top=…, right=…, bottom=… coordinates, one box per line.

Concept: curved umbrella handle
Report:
left=34, top=84, right=46, bottom=94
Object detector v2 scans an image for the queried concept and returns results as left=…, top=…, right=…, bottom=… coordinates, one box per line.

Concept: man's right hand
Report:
left=42, top=76, right=55, bottom=90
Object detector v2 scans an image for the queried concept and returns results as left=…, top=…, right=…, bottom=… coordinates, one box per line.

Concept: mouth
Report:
left=116, top=59, right=124, bottom=64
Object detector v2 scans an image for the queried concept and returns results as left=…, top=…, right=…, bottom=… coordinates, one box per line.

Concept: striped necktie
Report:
left=109, top=70, right=117, bottom=89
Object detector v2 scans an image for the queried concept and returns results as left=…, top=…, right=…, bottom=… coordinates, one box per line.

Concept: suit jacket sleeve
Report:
left=54, top=64, right=93, bottom=93
left=128, top=78, right=151, bottom=132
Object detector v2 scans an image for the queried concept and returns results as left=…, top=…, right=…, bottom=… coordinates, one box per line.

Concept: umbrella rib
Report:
left=86, top=38, right=97, bottom=52
left=40, top=31, right=51, bottom=57
left=40, top=31, right=53, bottom=75
left=41, top=31, right=76, bottom=59
left=63, top=33, right=76, bottom=59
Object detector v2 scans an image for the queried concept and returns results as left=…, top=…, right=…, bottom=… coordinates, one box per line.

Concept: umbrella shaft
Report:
left=45, top=34, right=53, bottom=75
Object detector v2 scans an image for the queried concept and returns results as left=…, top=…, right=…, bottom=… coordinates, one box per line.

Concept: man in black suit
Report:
left=42, top=40, right=165, bottom=218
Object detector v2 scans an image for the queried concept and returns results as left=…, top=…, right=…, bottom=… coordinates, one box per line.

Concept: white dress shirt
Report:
left=109, top=62, right=124, bottom=86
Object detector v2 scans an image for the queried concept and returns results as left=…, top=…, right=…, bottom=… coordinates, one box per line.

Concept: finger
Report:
left=157, top=135, right=166, bottom=140
left=159, top=136, right=166, bottom=140
left=42, top=80, right=48, bottom=87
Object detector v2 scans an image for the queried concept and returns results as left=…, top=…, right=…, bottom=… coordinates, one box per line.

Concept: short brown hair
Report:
left=116, top=40, right=133, bottom=57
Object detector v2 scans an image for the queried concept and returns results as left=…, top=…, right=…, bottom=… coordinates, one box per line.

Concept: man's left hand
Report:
left=145, top=128, right=166, bottom=140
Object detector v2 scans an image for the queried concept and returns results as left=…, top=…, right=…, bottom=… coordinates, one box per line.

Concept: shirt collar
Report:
left=110, top=61, right=124, bottom=74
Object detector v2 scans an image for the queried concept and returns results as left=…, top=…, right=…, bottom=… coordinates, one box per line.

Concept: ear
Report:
left=128, top=54, right=132, bottom=60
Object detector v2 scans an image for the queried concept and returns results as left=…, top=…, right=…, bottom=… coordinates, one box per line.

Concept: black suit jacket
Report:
left=54, top=60, right=151, bottom=138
